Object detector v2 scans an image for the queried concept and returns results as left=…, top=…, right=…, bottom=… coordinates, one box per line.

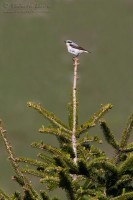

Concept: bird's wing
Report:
left=70, top=43, right=88, bottom=51
left=71, top=42, right=78, bottom=47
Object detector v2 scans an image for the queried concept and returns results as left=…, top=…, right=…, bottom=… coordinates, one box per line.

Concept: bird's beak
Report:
left=64, top=41, right=66, bottom=43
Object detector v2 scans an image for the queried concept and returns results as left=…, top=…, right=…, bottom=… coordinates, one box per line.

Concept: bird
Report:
left=65, top=40, right=90, bottom=57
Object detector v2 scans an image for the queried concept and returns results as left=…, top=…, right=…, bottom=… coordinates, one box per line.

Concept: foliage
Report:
left=0, top=58, right=133, bottom=200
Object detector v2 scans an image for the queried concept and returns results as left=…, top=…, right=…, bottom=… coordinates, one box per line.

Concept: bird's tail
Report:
left=85, top=50, right=91, bottom=53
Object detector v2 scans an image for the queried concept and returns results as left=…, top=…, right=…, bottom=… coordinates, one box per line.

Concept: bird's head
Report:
left=65, top=40, right=73, bottom=44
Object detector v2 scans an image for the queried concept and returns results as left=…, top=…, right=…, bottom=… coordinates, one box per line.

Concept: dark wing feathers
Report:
left=70, top=43, right=88, bottom=51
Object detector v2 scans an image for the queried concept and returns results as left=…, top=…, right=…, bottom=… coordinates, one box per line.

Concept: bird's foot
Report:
left=73, top=56, right=79, bottom=65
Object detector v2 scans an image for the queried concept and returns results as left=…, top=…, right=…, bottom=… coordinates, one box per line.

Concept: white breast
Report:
left=68, top=46, right=82, bottom=56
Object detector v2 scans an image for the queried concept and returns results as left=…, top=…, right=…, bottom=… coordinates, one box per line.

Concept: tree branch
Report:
left=72, top=57, right=79, bottom=165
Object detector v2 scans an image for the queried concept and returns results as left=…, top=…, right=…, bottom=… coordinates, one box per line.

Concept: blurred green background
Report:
left=0, top=0, right=133, bottom=198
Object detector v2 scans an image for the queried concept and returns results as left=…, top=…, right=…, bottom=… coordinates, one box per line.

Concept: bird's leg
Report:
left=73, top=56, right=79, bottom=66
left=72, top=54, right=79, bottom=61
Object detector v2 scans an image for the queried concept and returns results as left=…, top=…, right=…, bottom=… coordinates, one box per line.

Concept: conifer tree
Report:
left=0, top=57, right=133, bottom=200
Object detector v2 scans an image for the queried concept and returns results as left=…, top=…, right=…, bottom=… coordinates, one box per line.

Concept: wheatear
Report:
left=65, top=40, right=90, bottom=57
